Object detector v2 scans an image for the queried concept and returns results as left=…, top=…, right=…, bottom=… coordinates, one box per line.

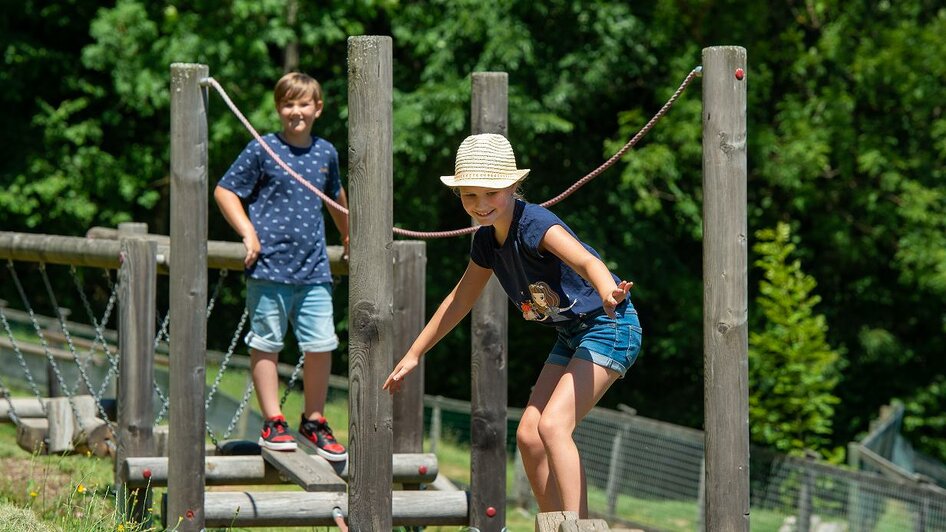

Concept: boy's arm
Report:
left=213, top=185, right=260, bottom=268
left=326, top=186, right=350, bottom=259
left=541, top=225, right=632, bottom=318
left=383, top=260, right=492, bottom=392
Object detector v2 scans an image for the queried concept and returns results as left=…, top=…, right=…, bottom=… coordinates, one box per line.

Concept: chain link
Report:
left=206, top=308, right=248, bottom=409
left=0, top=303, right=46, bottom=419
left=37, top=264, right=92, bottom=435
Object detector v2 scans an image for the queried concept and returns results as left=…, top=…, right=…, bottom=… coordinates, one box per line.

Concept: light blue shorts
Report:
left=546, top=302, right=642, bottom=378
left=245, top=278, right=339, bottom=353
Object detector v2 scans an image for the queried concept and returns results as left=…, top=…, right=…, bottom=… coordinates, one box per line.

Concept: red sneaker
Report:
left=300, top=415, right=348, bottom=462
left=258, top=415, right=298, bottom=451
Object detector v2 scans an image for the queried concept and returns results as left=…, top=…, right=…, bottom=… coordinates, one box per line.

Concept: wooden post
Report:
left=168, top=62, right=209, bottom=532
left=116, top=234, right=157, bottom=524
left=347, top=36, right=394, bottom=532
left=392, top=242, right=426, bottom=465
left=605, top=425, right=628, bottom=519
left=702, top=46, right=749, bottom=532
left=430, top=396, right=442, bottom=454
left=470, top=71, right=509, bottom=532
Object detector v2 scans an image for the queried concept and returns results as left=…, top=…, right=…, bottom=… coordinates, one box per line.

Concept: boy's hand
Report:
left=342, top=235, right=350, bottom=261
left=383, top=354, right=420, bottom=394
left=602, top=280, right=634, bottom=318
left=243, top=232, right=261, bottom=267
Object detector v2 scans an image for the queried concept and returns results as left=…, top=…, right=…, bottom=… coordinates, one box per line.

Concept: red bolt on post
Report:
left=735, top=68, right=745, bottom=80
left=418, top=465, right=428, bottom=475
left=185, top=509, right=195, bottom=520
left=142, top=468, right=152, bottom=479
left=486, top=507, right=497, bottom=518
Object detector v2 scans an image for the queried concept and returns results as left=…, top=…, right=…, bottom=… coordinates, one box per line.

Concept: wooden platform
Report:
left=261, top=447, right=346, bottom=492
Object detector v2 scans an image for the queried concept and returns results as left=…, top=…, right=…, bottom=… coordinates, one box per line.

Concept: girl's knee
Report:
left=516, top=420, right=542, bottom=452
left=537, top=413, right=572, bottom=444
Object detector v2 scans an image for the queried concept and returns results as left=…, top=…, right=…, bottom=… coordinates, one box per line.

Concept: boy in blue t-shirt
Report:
left=215, top=72, right=348, bottom=460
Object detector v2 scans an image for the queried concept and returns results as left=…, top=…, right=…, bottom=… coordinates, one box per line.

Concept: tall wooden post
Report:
left=702, top=46, right=749, bottom=531
left=347, top=36, right=394, bottom=532
left=392, top=241, right=426, bottom=455
left=116, top=223, right=156, bottom=524
left=168, top=62, right=209, bottom=531
left=470, top=71, right=509, bottom=532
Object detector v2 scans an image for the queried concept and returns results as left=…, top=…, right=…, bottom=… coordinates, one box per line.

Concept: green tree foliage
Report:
left=749, top=223, right=843, bottom=455
left=2, top=1, right=946, bottom=458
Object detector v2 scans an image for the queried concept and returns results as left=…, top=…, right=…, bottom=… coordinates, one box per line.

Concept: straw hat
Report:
left=440, top=134, right=530, bottom=188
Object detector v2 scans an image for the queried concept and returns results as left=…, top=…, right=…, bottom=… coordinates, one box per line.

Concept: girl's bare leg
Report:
left=516, top=363, right=567, bottom=511
left=538, top=358, right=620, bottom=517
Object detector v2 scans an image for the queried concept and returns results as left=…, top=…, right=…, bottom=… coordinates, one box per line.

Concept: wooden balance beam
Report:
left=123, top=452, right=439, bottom=488
left=188, top=490, right=470, bottom=528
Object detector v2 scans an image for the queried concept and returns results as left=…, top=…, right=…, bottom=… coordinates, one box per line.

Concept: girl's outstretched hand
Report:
left=383, top=354, right=420, bottom=394
left=603, top=280, right=634, bottom=318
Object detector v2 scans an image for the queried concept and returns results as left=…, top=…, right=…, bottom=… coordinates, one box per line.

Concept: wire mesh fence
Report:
left=423, top=395, right=946, bottom=531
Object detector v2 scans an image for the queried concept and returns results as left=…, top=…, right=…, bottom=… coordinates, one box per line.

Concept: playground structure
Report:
left=0, top=38, right=749, bottom=531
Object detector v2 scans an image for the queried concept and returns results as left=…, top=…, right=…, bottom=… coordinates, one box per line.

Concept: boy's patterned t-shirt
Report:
left=469, top=199, right=621, bottom=327
left=218, top=133, right=341, bottom=285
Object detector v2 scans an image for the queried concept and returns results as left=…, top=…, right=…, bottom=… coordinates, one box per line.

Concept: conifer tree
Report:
left=750, top=222, right=844, bottom=455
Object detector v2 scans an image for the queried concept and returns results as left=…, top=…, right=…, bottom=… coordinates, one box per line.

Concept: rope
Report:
left=202, top=66, right=700, bottom=239
left=540, top=66, right=702, bottom=209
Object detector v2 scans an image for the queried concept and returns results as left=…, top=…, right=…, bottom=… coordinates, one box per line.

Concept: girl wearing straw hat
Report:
left=383, top=133, right=642, bottom=517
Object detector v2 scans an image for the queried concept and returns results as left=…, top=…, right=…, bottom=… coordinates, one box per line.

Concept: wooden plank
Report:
left=261, top=448, right=346, bottom=492
left=470, top=71, right=510, bottom=532
left=46, top=397, right=74, bottom=453
left=0, top=397, right=48, bottom=421
left=0, top=232, right=123, bottom=269
left=167, top=61, right=209, bottom=532
left=701, top=46, right=749, bottom=532
left=200, top=490, right=468, bottom=528
left=536, top=511, right=579, bottom=532
left=124, top=455, right=280, bottom=488
left=347, top=35, right=395, bottom=532
left=559, top=519, right=610, bottom=531
left=124, top=452, right=436, bottom=488
left=116, top=235, right=157, bottom=523
left=86, top=226, right=348, bottom=275
left=16, top=417, right=48, bottom=454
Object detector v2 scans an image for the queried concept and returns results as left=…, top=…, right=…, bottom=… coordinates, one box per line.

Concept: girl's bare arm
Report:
left=384, top=260, right=493, bottom=392
left=541, top=225, right=632, bottom=317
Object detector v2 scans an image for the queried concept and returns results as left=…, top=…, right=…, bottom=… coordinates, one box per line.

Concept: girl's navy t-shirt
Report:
left=469, top=199, right=620, bottom=327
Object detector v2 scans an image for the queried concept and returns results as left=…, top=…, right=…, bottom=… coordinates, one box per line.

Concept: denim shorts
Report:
left=244, top=278, right=339, bottom=353
left=546, top=302, right=642, bottom=377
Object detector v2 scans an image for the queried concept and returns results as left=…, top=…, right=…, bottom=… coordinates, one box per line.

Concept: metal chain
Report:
left=152, top=312, right=172, bottom=424
left=152, top=270, right=229, bottom=425
left=37, top=264, right=93, bottom=435
left=205, top=269, right=228, bottom=319
left=7, top=261, right=72, bottom=405
left=205, top=308, right=248, bottom=414
left=279, top=352, right=307, bottom=410
left=0, top=367, right=17, bottom=424
left=68, top=266, right=120, bottom=402
left=222, top=377, right=255, bottom=440
left=67, top=266, right=122, bottom=437
left=0, top=302, right=46, bottom=416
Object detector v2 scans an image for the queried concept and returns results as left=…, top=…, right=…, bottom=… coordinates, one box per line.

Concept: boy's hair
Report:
left=274, top=72, right=323, bottom=106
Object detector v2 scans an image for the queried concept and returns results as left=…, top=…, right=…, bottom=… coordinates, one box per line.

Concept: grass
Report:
left=1, top=367, right=929, bottom=531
